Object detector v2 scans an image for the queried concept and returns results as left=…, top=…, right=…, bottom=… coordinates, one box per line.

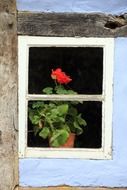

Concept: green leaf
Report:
left=50, top=108, right=59, bottom=116
left=50, top=129, right=69, bottom=147
left=57, top=104, right=68, bottom=116
left=42, top=87, right=53, bottom=94
left=29, top=111, right=41, bottom=125
left=39, top=127, right=50, bottom=139
left=55, top=116, right=65, bottom=123
left=77, top=114, right=87, bottom=126
left=74, top=121, right=83, bottom=135
left=63, top=124, right=71, bottom=133
left=28, top=108, right=34, bottom=121
left=49, top=103, right=56, bottom=108
left=32, top=101, right=44, bottom=109
left=33, top=126, right=40, bottom=136
left=68, top=107, right=78, bottom=116
left=55, top=85, right=77, bottom=95
left=55, top=85, right=68, bottom=94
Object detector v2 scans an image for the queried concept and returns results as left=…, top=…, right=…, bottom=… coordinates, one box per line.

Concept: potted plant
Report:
left=28, top=68, right=87, bottom=148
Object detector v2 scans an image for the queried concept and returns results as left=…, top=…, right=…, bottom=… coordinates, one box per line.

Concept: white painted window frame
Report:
left=18, top=36, right=114, bottom=159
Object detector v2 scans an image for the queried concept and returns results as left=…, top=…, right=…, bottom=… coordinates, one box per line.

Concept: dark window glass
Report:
left=27, top=101, right=102, bottom=148
left=28, top=47, right=103, bottom=94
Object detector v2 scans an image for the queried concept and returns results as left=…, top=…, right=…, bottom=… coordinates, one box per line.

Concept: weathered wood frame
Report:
left=18, top=36, right=114, bottom=159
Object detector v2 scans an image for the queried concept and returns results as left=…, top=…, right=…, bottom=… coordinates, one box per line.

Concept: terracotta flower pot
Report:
left=49, top=133, right=76, bottom=148
left=60, top=133, right=75, bottom=148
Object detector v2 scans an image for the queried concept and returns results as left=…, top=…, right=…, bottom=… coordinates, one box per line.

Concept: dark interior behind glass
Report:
left=28, top=47, right=103, bottom=148
left=29, top=47, right=103, bottom=94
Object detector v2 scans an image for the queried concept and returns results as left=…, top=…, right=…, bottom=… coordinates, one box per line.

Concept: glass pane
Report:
left=27, top=101, right=102, bottom=148
left=28, top=47, right=103, bottom=94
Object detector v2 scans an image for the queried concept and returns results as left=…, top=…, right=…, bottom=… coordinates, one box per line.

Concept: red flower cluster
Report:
left=51, top=68, right=72, bottom=84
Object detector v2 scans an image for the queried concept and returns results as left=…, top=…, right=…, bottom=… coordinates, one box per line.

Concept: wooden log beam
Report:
left=18, top=12, right=127, bottom=37
left=0, top=1, right=18, bottom=190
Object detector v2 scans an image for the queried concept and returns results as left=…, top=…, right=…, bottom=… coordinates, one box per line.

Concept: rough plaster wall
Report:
left=17, top=0, right=127, bottom=188
left=17, top=0, right=127, bottom=14
left=0, top=1, right=18, bottom=190
left=19, top=38, right=127, bottom=187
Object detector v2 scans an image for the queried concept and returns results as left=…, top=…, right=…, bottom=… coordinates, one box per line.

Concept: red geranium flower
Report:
left=51, top=68, right=72, bottom=84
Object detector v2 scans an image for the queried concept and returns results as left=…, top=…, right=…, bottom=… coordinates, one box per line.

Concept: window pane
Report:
left=27, top=101, right=102, bottom=148
left=28, top=47, right=103, bottom=94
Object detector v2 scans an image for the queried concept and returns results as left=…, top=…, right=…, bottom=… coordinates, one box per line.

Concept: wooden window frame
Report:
left=18, top=36, right=114, bottom=159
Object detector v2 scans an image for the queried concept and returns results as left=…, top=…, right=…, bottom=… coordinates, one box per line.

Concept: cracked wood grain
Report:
left=0, top=1, right=18, bottom=190
left=18, top=12, right=127, bottom=37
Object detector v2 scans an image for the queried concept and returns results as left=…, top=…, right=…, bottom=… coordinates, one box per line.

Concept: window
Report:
left=18, top=36, right=114, bottom=159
